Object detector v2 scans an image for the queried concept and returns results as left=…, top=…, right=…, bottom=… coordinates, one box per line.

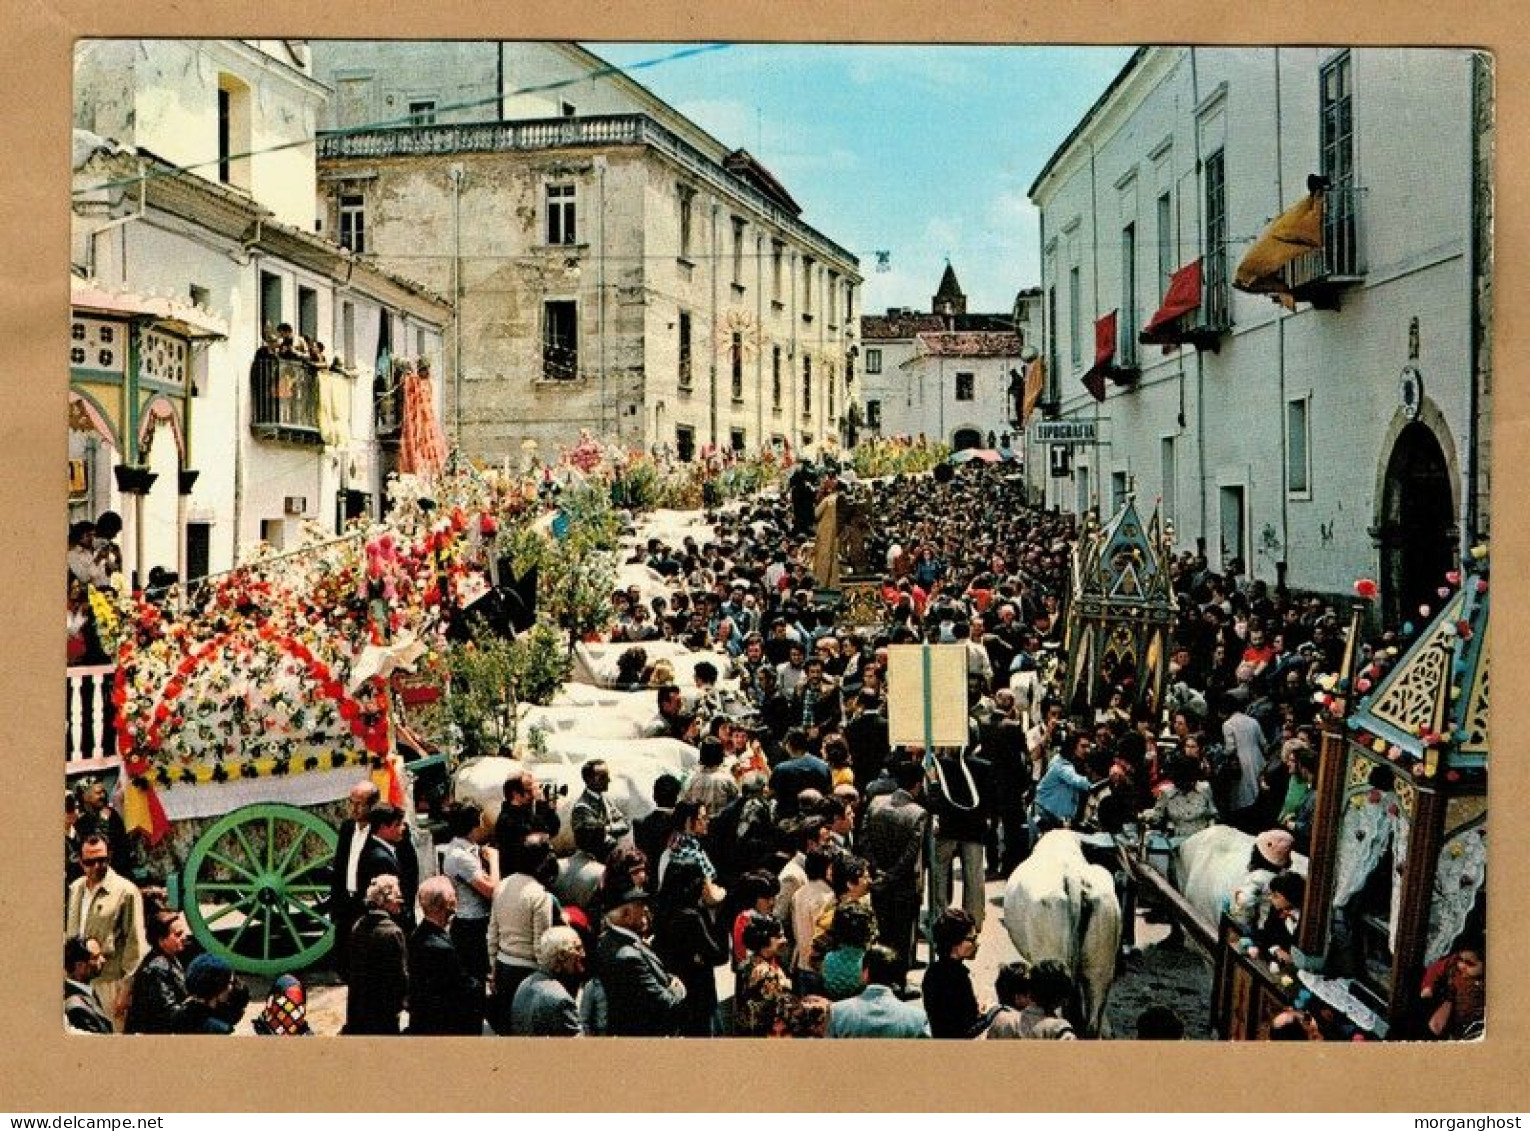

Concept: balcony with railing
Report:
left=318, top=115, right=860, bottom=274
left=67, top=664, right=120, bottom=776
left=250, top=354, right=324, bottom=445
left=1283, top=186, right=1366, bottom=310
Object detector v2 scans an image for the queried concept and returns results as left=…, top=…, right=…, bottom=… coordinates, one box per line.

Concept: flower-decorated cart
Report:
left=76, top=458, right=541, bottom=976
left=68, top=434, right=804, bottom=976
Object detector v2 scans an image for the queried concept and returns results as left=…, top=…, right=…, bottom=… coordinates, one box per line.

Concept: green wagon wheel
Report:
left=181, top=803, right=338, bottom=978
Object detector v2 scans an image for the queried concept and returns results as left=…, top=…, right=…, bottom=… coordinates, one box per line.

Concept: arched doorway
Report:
left=1378, top=422, right=1456, bottom=628
left=951, top=427, right=982, bottom=451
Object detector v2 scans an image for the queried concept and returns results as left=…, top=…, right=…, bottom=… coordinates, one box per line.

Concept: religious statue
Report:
left=838, top=486, right=874, bottom=576
left=811, top=476, right=841, bottom=589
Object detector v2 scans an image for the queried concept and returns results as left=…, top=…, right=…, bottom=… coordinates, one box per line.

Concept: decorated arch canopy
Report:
left=70, top=275, right=226, bottom=469
left=1347, top=553, right=1489, bottom=777
left=1063, top=495, right=1175, bottom=713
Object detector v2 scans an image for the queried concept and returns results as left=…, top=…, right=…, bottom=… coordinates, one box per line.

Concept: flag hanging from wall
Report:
left=1235, top=190, right=1325, bottom=309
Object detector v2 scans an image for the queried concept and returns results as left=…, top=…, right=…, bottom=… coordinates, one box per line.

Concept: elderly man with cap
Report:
left=592, top=881, right=687, bottom=1036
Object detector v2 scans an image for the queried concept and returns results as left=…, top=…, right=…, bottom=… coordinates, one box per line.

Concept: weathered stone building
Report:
left=311, top=42, right=862, bottom=462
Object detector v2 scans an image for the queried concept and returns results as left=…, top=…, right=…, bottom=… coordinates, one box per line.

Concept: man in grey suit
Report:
left=509, top=926, right=586, bottom=1036
left=591, top=884, right=687, bottom=1036
left=862, top=758, right=930, bottom=988
left=827, top=946, right=931, bottom=1038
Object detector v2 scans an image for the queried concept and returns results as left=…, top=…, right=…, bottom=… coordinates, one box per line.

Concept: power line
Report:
left=73, top=41, right=733, bottom=198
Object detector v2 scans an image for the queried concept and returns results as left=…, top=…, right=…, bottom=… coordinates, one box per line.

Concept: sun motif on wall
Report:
left=713, top=307, right=764, bottom=359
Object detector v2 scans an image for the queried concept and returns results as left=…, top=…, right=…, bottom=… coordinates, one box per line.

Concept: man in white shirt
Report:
left=1026, top=699, right=1065, bottom=785
left=962, top=617, right=994, bottom=690
left=777, top=641, right=809, bottom=700
left=329, top=780, right=379, bottom=976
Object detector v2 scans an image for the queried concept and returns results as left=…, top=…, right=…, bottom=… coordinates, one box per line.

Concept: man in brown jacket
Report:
left=65, top=834, right=145, bottom=1030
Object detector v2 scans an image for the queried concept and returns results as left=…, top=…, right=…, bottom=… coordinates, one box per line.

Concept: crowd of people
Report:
left=63, top=460, right=1484, bottom=1040
left=308, top=461, right=1468, bottom=1040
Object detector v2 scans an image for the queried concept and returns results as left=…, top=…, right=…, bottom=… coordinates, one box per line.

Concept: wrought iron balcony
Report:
left=1283, top=185, right=1366, bottom=309
left=250, top=354, right=323, bottom=445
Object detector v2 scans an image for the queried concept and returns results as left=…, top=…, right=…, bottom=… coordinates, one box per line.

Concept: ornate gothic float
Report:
left=1061, top=496, right=1176, bottom=715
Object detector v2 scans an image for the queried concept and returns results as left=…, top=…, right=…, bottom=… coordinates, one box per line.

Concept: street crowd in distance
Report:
left=65, top=462, right=1486, bottom=1040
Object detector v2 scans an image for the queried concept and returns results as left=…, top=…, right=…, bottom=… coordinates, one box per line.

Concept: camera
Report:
left=538, top=781, right=569, bottom=802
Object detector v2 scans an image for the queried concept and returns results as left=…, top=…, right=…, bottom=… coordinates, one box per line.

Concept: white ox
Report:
left=1002, top=830, right=1122, bottom=1036
left=519, top=701, right=653, bottom=741
left=1173, top=825, right=1308, bottom=929
left=572, top=641, right=740, bottom=697
left=452, top=749, right=673, bottom=855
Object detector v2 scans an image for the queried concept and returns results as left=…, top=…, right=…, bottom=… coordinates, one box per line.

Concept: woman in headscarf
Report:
left=251, top=974, right=313, bottom=1035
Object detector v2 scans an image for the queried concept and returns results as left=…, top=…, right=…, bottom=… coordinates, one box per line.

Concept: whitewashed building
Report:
left=1027, top=47, right=1491, bottom=624
left=859, top=266, right=1037, bottom=448
left=310, top=41, right=862, bottom=463
left=70, top=40, right=450, bottom=585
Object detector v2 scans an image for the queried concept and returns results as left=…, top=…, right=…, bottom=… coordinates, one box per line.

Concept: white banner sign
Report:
left=886, top=644, right=970, bottom=748
left=1032, top=419, right=1098, bottom=444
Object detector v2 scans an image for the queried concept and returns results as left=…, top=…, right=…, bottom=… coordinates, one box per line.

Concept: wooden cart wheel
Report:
left=181, top=803, right=338, bottom=977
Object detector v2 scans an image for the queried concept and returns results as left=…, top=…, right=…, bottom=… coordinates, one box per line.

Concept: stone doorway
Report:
left=1377, top=422, right=1456, bottom=628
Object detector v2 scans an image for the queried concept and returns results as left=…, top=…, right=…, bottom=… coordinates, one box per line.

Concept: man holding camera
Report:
left=494, top=769, right=562, bottom=862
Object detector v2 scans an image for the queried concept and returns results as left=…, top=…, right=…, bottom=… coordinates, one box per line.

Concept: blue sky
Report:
left=590, top=43, right=1135, bottom=317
